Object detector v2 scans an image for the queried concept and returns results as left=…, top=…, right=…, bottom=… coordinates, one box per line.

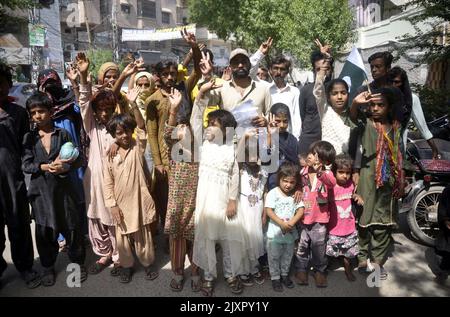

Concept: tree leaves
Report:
left=188, top=0, right=354, bottom=68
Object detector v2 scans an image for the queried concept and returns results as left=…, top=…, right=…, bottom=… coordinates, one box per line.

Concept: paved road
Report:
left=1, top=216, right=449, bottom=297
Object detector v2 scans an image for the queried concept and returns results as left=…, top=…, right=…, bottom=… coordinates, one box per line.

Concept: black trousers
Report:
left=0, top=182, right=34, bottom=276
left=35, top=224, right=86, bottom=268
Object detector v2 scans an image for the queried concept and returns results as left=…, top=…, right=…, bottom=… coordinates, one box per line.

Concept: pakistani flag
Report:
left=339, top=47, right=368, bottom=94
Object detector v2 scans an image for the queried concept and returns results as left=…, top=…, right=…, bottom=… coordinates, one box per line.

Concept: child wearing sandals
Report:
left=326, top=154, right=363, bottom=281
left=103, top=87, right=158, bottom=283
left=265, top=162, right=305, bottom=292
left=236, top=130, right=269, bottom=287
left=193, top=110, right=247, bottom=296
left=163, top=88, right=201, bottom=292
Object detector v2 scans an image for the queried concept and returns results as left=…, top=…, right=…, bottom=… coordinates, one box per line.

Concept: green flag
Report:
left=339, top=46, right=368, bottom=94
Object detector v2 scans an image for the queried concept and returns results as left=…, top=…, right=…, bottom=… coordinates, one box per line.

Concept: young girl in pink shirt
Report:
left=326, top=154, right=364, bottom=282
left=295, top=141, right=336, bottom=288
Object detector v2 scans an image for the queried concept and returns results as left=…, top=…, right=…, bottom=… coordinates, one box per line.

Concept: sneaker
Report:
left=281, top=276, right=294, bottom=288
left=252, top=272, right=265, bottom=285
left=271, top=279, right=283, bottom=292
left=239, top=274, right=254, bottom=287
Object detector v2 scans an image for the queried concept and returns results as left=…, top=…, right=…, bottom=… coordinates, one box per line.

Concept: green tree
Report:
left=398, top=0, right=450, bottom=119
left=188, top=0, right=355, bottom=68
left=0, top=0, right=36, bottom=10
left=399, top=0, right=450, bottom=64
left=0, top=0, right=38, bottom=35
left=86, top=49, right=113, bottom=81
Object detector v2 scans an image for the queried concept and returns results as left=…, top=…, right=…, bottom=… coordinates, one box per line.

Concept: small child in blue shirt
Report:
left=264, top=161, right=304, bottom=292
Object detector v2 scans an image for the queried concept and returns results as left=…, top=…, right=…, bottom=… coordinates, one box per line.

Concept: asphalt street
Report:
left=1, top=216, right=449, bottom=297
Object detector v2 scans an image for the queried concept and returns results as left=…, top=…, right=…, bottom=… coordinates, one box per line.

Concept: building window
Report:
left=162, top=11, right=170, bottom=24
left=138, top=0, right=156, bottom=19
left=121, top=4, right=131, bottom=15
left=155, top=41, right=165, bottom=49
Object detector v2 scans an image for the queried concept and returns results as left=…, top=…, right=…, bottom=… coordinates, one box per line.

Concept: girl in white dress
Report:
left=236, top=134, right=269, bottom=286
left=193, top=109, right=247, bottom=296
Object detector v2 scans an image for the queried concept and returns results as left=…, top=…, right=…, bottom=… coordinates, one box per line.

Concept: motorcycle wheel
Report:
left=407, top=186, right=444, bottom=247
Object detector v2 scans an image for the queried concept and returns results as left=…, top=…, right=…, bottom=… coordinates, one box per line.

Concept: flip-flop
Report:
left=119, top=267, right=133, bottom=283
left=169, top=275, right=184, bottom=292
left=21, top=269, right=41, bottom=289
left=80, top=265, right=88, bottom=283
left=191, top=275, right=201, bottom=292
left=144, top=267, right=159, bottom=281
left=110, top=264, right=121, bottom=277
left=88, top=259, right=112, bottom=275
left=41, top=268, right=55, bottom=287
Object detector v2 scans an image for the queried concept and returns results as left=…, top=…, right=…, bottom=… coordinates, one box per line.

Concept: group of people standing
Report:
left=0, top=29, right=443, bottom=295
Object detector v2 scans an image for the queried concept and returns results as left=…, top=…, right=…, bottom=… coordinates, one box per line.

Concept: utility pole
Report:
left=111, top=0, right=119, bottom=62
left=82, top=0, right=92, bottom=49
left=29, top=5, right=43, bottom=84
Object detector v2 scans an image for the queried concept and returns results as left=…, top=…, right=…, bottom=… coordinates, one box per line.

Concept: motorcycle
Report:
left=400, top=115, right=450, bottom=247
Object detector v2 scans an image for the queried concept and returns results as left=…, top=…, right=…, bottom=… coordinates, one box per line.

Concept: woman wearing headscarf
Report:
left=131, top=71, right=156, bottom=179
left=94, top=62, right=129, bottom=114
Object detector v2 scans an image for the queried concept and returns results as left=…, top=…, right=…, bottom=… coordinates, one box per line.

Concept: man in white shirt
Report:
left=268, top=56, right=301, bottom=140
left=193, top=48, right=271, bottom=126
left=251, top=51, right=302, bottom=140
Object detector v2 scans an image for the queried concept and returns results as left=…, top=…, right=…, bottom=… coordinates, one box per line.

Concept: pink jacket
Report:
left=300, top=167, right=336, bottom=225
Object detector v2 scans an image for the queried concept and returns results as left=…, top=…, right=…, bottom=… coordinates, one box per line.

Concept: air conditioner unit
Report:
left=65, top=44, right=75, bottom=51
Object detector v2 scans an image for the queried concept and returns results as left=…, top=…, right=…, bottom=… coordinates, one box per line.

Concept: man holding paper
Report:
left=193, top=48, right=272, bottom=128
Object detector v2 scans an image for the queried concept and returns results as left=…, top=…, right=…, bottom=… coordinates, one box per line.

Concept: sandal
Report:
left=191, top=275, right=201, bottom=292
left=226, top=276, right=243, bottom=295
left=253, top=272, right=265, bottom=285
left=88, top=258, right=112, bottom=275
left=21, top=269, right=41, bottom=289
left=239, top=274, right=254, bottom=287
left=201, top=280, right=214, bottom=297
left=119, top=267, right=133, bottom=283
left=80, top=265, right=88, bottom=283
left=41, top=268, right=55, bottom=287
left=110, top=264, right=121, bottom=277
left=169, top=274, right=184, bottom=292
left=144, top=266, right=159, bottom=281
left=357, top=261, right=369, bottom=275
left=379, top=266, right=388, bottom=280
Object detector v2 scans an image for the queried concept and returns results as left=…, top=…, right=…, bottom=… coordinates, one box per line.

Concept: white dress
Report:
left=193, top=140, right=247, bottom=278
left=238, top=166, right=268, bottom=274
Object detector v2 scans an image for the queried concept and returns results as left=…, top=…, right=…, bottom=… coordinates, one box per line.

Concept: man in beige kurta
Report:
left=103, top=128, right=157, bottom=269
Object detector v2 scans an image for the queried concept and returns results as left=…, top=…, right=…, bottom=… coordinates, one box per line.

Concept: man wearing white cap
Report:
left=193, top=48, right=271, bottom=128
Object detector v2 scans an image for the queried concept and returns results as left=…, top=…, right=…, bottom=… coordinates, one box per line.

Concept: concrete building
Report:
left=0, top=1, right=65, bottom=82
left=335, top=0, right=448, bottom=90
left=59, top=0, right=232, bottom=67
